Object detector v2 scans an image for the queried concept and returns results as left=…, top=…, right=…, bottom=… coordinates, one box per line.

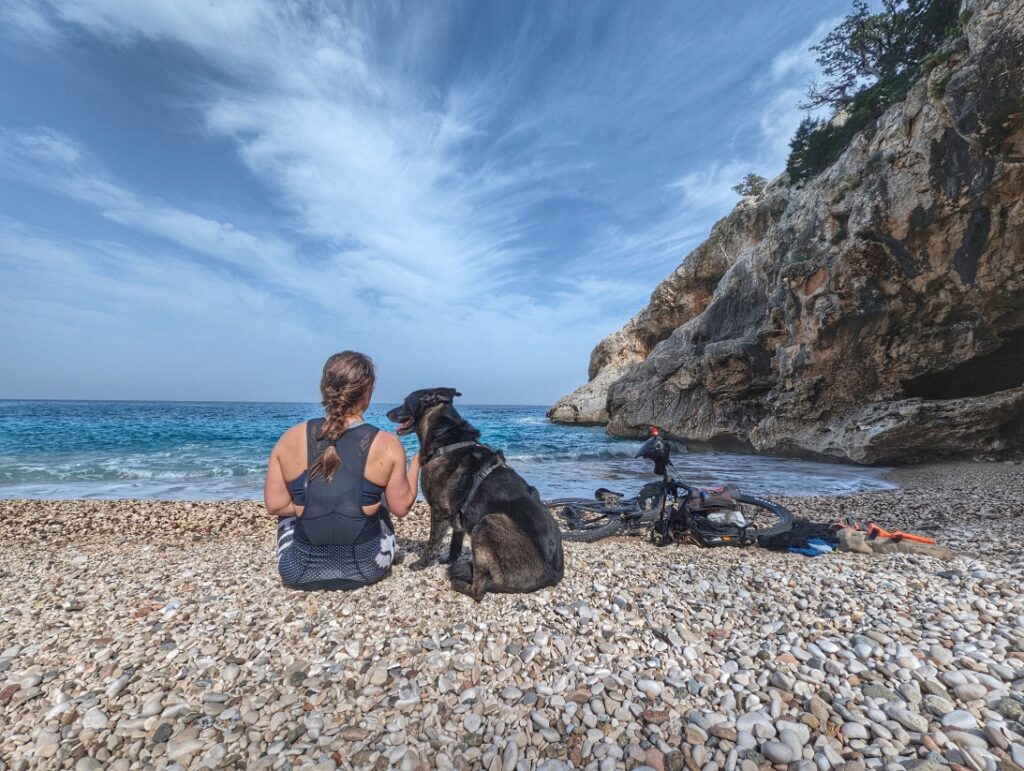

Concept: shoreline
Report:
left=1, top=459, right=1022, bottom=769
left=0, top=402, right=900, bottom=504
left=0, top=456, right=1008, bottom=507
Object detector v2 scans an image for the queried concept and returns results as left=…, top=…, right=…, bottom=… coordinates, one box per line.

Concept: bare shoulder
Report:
left=372, top=429, right=403, bottom=454
left=275, top=422, right=308, bottom=455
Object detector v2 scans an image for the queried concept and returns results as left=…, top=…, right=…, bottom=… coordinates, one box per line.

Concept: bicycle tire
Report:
left=562, top=514, right=624, bottom=543
left=736, top=495, right=793, bottom=540
left=546, top=501, right=627, bottom=543
left=545, top=497, right=605, bottom=508
left=546, top=496, right=637, bottom=515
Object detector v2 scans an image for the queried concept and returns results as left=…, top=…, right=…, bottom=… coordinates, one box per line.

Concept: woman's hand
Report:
left=404, top=452, right=421, bottom=512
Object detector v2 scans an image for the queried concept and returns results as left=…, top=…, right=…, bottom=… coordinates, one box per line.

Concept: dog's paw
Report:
left=409, top=558, right=431, bottom=572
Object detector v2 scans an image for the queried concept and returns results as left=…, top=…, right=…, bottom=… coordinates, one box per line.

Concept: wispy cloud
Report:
left=0, top=125, right=633, bottom=399
left=606, top=17, right=837, bottom=272
left=0, top=0, right=57, bottom=41
left=0, top=1, right=845, bottom=401
left=0, top=128, right=333, bottom=303
left=754, top=19, right=838, bottom=161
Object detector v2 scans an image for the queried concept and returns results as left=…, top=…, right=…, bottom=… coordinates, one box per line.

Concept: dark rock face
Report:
left=551, top=0, right=1024, bottom=464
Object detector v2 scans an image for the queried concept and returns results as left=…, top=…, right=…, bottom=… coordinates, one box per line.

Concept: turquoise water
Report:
left=0, top=400, right=896, bottom=499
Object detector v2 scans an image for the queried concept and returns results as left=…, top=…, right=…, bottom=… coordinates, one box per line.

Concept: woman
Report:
left=264, top=351, right=420, bottom=590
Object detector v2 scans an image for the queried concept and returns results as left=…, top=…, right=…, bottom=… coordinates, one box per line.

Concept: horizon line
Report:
left=0, top=397, right=552, bottom=408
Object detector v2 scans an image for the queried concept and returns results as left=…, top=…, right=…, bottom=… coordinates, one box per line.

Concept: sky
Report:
left=0, top=0, right=848, bottom=405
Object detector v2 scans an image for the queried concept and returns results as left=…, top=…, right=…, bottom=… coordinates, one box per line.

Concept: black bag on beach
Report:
left=687, top=515, right=756, bottom=548
left=759, top=518, right=838, bottom=551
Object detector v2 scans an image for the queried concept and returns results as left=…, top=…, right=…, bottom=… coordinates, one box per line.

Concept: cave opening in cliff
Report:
left=901, top=328, right=1024, bottom=400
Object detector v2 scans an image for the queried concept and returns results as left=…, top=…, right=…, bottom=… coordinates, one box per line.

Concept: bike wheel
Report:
left=545, top=497, right=637, bottom=515
left=546, top=501, right=626, bottom=543
left=736, top=495, right=793, bottom=541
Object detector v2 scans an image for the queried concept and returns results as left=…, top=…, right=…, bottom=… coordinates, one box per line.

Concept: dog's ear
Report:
left=425, top=388, right=460, bottom=406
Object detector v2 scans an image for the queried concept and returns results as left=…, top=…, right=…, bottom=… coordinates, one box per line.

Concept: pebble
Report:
left=885, top=705, right=929, bottom=732
left=953, top=683, right=988, bottom=701
left=941, top=710, right=978, bottom=730
left=944, top=729, right=989, bottom=749
left=685, top=724, right=708, bottom=744
left=762, top=741, right=796, bottom=764
left=994, top=697, right=1023, bottom=719
left=105, top=674, right=130, bottom=699
left=498, top=742, right=517, bottom=771
left=770, top=671, right=795, bottom=691
left=82, top=707, right=109, bottom=730
left=34, top=731, right=60, bottom=758
left=983, top=723, right=1009, bottom=750
left=923, top=694, right=956, bottom=716
left=166, top=738, right=205, bottom=761
left=843, top=722, right=870, bottom=740
left=140, top=693, right=164, bottom=717
left=1010, top=744, right=1024, bottom=767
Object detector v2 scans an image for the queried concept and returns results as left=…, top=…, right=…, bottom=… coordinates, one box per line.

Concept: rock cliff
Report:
left=550, top=0, right=1024, bottom=463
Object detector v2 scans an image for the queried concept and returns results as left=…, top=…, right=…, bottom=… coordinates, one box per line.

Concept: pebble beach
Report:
left=1, top=461, right=1022, bottom=771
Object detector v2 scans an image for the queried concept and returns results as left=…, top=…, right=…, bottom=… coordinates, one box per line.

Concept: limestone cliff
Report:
left=550, top=0, right=1024, bottom=463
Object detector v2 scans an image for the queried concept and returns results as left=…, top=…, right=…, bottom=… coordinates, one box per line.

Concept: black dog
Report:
left=387, top=388, right=564, bottom=601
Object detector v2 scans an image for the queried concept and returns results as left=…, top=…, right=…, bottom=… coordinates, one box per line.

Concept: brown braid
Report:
left=308, top=351, right=376, bottom=482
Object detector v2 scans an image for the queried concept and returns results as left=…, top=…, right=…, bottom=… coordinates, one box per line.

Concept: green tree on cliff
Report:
left=803, top=0, right=959, bottom=112
left=788, top=0, right=960, bottom=182
left=732, top=173, right=768, bottom=197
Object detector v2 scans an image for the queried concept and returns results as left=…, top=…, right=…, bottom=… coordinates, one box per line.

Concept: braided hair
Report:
left=308, top=351, right=376, bottom=482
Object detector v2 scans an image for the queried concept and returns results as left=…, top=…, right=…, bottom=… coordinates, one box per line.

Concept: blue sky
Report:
left=0, top=0, right=847, bottom=405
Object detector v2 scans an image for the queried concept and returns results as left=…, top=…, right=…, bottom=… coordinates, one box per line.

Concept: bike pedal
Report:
left=596, top=489, right=622, bottom=505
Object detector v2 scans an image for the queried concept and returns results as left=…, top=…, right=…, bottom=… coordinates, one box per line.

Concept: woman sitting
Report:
left=264, top=351, right=420, bottom=590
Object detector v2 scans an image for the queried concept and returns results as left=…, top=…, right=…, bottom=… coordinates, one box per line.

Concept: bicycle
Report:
left=545, top=427, right=793, bottom=546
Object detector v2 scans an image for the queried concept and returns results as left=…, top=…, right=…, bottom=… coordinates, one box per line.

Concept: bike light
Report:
left=649, top=426, right=659, bottom=436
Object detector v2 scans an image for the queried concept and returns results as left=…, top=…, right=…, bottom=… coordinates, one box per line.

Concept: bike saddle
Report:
left=595, top=488, right=624, bottom=504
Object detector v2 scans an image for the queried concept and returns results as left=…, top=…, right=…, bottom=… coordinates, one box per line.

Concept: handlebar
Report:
left=636, top=426, right=672, bottom=476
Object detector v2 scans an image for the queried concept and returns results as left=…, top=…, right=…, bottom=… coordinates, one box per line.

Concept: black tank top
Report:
left=293, top=418, right=381, bottom=546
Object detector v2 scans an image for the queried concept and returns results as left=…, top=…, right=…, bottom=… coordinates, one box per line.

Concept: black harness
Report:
left=422, top=440, right=506, bottom=519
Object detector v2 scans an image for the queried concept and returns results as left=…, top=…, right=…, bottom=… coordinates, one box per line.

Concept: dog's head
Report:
left=386, top=388, right=461, bottom=436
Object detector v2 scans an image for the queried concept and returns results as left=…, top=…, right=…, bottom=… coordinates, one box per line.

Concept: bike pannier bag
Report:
left=688, top=484, right=741, bottom=510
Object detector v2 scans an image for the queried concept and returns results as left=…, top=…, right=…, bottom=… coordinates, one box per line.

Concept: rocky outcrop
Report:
left=548, top=194, right=787, bottom=424
left=550, top=0, right=1024, bottom=464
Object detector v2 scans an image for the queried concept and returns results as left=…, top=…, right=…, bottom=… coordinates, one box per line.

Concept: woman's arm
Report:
left=264, top=430, right=300, bottom=517
left=381, top=433, right=420, bottom=517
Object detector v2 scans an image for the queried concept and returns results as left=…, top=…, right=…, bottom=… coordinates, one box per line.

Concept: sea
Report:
left=0, top=400, right=897, bottom=500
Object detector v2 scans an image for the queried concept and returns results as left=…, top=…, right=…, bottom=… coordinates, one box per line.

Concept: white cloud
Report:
left=0, top=2, right=848, bottom=402
left=6, top=2, right=542, bottom=310
left=0, top=129, right=635, bottom=400
left=755, top=19, right=838, bottom=160
left=0, top=0, right=653, bottom=400
left=671, top=160, right=755, bottom=219
left=0, top=0, right=58, bottom=40
left=642, top=16, right=838, bottom=264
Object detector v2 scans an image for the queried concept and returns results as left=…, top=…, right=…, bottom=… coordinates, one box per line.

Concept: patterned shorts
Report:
left=276, top=515, right=395, bottom=591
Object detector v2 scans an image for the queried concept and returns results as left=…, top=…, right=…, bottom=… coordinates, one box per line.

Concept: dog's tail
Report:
left=546, top=552, right=565, bottom=586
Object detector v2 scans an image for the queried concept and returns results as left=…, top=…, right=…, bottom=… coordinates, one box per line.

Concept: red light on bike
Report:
left=649, top=426, right=659, bottom=435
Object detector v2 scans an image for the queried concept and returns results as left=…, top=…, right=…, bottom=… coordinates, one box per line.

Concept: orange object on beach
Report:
left=867, top=523, right=936, bottom=544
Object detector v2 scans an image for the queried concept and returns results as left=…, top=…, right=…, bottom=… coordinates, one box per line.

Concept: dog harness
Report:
left=422, top=440, right=481, bottom=464
left=423, top=440, right=506, bottom=519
